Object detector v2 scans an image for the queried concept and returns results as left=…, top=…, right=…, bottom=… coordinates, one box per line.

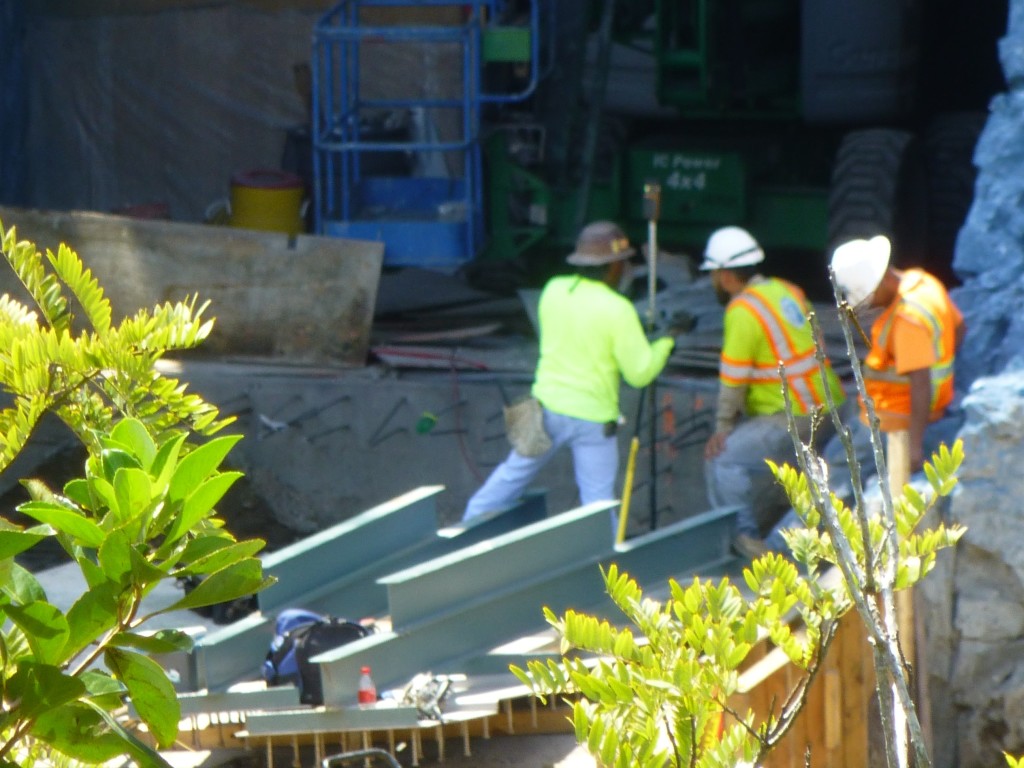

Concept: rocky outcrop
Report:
left=932, top=3, right=1024, bottom=765
left=936, top=373, right=1024, bottom=766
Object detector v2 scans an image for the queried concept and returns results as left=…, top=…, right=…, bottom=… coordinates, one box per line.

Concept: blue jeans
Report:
left=463, top=407, right=619, bottom=530
left=763, top=409, right=965, bottom=553
left=706, top=413, right=810, bottom=539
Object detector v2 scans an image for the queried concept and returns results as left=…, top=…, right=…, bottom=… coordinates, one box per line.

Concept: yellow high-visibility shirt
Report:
left=531, top=275, right=674, bottom=423
left=719, top=276, right=845, bottom=417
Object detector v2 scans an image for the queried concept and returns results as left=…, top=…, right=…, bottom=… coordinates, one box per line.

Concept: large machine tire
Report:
left=827, top=128, right=929, bottom=271
left=925, top=111, right=986, bottom=283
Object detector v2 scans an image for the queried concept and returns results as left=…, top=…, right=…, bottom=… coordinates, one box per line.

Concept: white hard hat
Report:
left=830, top=235, right=891, bottom=307
left=700, top=226, right=765, bottom=271
left=566, top=221, right=635, bottom=266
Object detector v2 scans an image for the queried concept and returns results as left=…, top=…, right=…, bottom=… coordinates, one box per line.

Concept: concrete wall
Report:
left=0, top=206, right=382, bottom=365
left=174, top=360, right=715, bottom=533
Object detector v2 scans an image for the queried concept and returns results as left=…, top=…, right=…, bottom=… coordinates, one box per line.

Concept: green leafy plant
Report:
left=512, top=289, right=967, bottom=767
left=512, top=444, right=962, bottom=767
left=0, top=223, right=274, bottom=766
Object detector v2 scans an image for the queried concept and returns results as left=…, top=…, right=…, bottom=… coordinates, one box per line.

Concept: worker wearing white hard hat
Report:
left=830, top=235, right=966, bottom=470
left=750, top=234, right=969, bottom=558
left=463, top=221, right=678, bottom=536
left=700, top=226, right=846, bottom=560
left=830, top=234, right=892, bottom=308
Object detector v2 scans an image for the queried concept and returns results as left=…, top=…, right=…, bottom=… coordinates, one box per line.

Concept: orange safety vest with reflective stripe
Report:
left=862, top=269, right=960, bottom=432
left=720, top=277, right=845, bottom=416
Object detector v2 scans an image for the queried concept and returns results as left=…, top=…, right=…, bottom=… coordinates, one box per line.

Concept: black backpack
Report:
left=263, top=609, right=372, bottom=705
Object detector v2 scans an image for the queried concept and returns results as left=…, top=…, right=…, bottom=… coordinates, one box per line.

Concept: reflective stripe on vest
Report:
left=719, top=283, right=822, bottom=413
left=865, top=296, right=954, bottom=409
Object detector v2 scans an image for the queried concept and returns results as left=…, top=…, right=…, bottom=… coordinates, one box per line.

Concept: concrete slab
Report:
left=0, top=206, right=384, bottom=365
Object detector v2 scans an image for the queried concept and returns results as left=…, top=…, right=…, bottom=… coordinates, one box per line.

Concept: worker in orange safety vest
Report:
left=701, top=226, right=846, bottom=560
left=750, top=234, right=967, bottom=559
left=831, top=234, right=965, bottom=472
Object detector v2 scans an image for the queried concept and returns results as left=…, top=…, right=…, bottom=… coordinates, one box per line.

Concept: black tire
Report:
left=827, top=128, right=929, bottom=270
left=925, top=111, right=986, bottom=283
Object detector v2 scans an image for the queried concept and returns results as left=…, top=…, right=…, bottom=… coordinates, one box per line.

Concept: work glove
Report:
left=665, top=309, right=697, bottom=337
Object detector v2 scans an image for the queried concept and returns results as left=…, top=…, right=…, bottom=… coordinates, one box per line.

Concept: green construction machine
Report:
left=477, top=0, right=1004, bottom=292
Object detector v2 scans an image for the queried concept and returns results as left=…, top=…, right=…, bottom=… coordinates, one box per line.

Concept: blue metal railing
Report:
left=311, top=0, right=540, bottom=270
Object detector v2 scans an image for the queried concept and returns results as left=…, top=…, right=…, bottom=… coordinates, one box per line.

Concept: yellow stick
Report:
left=617, top=435, right=640, bottom=544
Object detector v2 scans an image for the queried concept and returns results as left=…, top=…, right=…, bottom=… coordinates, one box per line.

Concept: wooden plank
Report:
left=0, top=206, right=383, bottom=365
left=824, top=668, right=842, bottom=752
left=839, top=612, right=871, bottom=768
left=803, top=652, right=826, bottom=767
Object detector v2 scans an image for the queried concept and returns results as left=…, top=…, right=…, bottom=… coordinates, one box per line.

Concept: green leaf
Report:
left=175, top=538, right=266, bottom=577
left=165, top=470, right=242, bottom=542
left=6, top=601, right=70, bottom=665
left=187, top=469, right=242, bottom=518
left=0, top=525, right=51, bottom=560
left=64, top=579, right=120, bottom=658
left=15, top=500, right=105, bottom=548
left=178, top=532, right=240, bottom=564
left=150, top=430, right=187, bottom=490
left=164, top=558, right=272, bottom=612
left=130, top=543, right=171, bottom=588
left=89, top=475, right=119, bottom=519
left=2, top=561, right=45, bottom=604
left=31, top=700, right=147, bottom=764
left=101, top=447, right=142, bottom=480
left=105, top=647, right=180, bottom=747
left=63, top=477, right=94, bottom=509
left=6, top=662, right=86, bottom=720
left=168, top=434, right=243, bottom=504
left=98, top=529, right=132, bottom=584
left=113, top=466, right=155, bottom=525
left=80, top=697, right=176, bottom=768
left=111, top=628, right=195, bottom=655
left=110, top=417, right=158, bottom=469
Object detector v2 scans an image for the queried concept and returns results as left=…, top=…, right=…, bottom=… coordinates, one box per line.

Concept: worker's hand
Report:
left=665, top=309, right=697, bottom=337
left=705, top=430, right=729, bottom=460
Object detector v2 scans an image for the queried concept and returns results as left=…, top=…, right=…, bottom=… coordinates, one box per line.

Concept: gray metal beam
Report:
left=244, top=704, right=422, bottom=736
left=189, top=611, right=273, bottom=692
left=381, top=501, right=615, bottom=630
left=315, top=506, right=741, bottom=707
left=302, top=490, right=548, bottom=619
left=184, top=490, right=548, bottom=692
left=258, top=485, right=444, bottom=612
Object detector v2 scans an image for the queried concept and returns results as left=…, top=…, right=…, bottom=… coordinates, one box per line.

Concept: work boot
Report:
left=732, top=532, right=769, bottom=560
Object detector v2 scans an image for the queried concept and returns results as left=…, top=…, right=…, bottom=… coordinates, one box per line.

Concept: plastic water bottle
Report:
left=358, top=665, right=377, bottom=705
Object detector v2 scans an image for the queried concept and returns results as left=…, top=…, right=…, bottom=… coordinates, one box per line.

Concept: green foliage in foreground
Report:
left=0, top=223, right=274, bottom=766
left=512, top=442, right=966, bottom=768
left=0, top=224, right=232, bottom=472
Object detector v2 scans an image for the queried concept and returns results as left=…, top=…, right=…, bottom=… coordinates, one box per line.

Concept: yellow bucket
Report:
left=229, top=169, right=305, bottom=236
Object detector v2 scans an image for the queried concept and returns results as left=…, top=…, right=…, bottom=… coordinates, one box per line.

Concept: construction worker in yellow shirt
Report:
left=700, top=226, right=846, bottom=559
left=463, top=221, right=677, bottom=535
